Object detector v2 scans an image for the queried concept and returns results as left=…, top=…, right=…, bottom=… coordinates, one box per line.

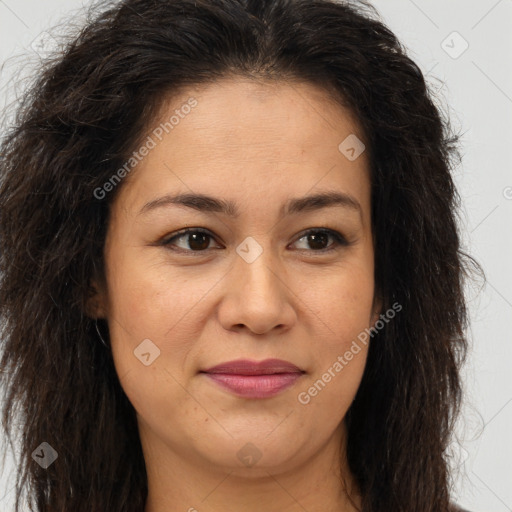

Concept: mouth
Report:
left=200, top=358, right=306, bottom=399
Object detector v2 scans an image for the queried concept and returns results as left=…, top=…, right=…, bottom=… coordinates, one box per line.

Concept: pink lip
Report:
left=202, top=358, right=303, bottom=375
left=200, top=359, right=305, bottom=399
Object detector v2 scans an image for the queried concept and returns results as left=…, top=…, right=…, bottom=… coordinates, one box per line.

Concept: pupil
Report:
left=189, top=233, right=209, bottom=251
left=308, top=232, right=328, bottom=250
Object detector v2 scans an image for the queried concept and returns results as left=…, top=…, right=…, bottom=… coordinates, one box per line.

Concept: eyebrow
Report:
left=138, top=190, right=362, bottom=221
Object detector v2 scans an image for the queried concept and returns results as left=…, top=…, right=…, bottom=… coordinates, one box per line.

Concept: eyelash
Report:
left=160, top=227, right=350, bottom=255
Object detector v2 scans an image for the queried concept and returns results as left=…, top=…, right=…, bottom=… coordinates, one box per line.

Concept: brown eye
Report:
left=162, top=229, right=218, bottom=252
left=161, top=227, right=349, bottom=255
left=292, top=229, right=348, bottom=252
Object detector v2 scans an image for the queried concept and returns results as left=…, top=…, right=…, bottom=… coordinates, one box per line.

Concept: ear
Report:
left=370, top=292, right=383, bottom=327
left=84, top=278, right=108, bottom=319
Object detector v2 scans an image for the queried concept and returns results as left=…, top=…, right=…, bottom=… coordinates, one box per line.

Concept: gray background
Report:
left=0, top=0, right=511, bottom=510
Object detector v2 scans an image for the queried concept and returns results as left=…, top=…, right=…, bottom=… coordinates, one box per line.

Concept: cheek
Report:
left=296, top=269, right=373, bottom=415
left=104, top=260, right=199, bottom=426
left=104, top=248, right=219, bottom=378
left=104, top=241, right=194, bottom=336
left=302, top=260, right=375, bottom=342
left=295, top=262, right=374, bottom=408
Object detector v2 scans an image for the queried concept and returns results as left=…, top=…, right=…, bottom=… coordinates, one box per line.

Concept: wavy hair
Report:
left=0, top=0, right=483, bottom=511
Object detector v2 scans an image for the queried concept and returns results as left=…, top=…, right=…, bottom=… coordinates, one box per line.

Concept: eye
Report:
left=161, top=227, right=349, bottom=254
left=291, top=228, right=349, bottom=253
left=161, top=228, right=219, bottom=253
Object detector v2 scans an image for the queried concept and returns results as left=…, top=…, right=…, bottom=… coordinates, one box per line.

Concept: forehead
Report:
left=161, top=77, right=365, bottom=157
left=114, top=77, right=371, bottom=223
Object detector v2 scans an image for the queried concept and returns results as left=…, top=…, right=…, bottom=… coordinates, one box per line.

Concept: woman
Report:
left=0, top=0, right=482, bottom=511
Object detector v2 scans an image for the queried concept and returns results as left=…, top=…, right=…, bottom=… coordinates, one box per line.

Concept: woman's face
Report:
left=93, top=77, right=380, bottom=478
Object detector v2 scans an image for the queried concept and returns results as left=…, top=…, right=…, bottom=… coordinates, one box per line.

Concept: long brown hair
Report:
left=0, top=0, right=483, bottom=510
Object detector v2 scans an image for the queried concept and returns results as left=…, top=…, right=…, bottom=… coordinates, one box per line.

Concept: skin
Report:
left=89, top=77, right=382, bottom=512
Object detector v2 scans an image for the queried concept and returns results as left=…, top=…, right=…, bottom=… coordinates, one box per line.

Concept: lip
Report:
left=202, top=358, right=303, bottom=375
left=200, top=358, right=305, bottom=399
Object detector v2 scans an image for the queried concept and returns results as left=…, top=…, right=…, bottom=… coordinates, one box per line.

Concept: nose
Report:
left=217, top=239, right=297, bottom=336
